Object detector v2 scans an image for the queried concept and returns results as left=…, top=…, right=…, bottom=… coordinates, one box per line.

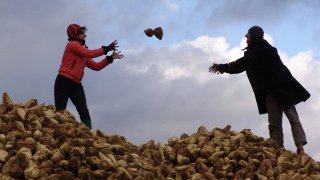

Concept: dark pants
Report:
left=266, top=94, right=307, bottom=147
left=54, top=75, right=92, bottom=128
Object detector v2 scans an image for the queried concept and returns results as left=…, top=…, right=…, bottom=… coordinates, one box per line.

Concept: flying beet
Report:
left=144, top=28, right=153, bottom=37
left=144, top=27, right=163, bottom=40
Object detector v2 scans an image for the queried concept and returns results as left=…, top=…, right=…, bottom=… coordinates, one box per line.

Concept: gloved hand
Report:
left=102, top=40, right=119, bottom=54
left=106, top=50, right=124, bottom=63
left=106, top=55, right=114, bottom=64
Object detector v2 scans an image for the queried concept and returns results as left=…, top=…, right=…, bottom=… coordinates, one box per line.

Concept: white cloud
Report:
left=163, top=0, right=179, bottom=11
left=187, top=36, right=230, bottom=56
left=163, top=66, right=188, bottom=81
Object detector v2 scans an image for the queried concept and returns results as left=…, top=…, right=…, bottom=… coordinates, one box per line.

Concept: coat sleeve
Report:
left=69, top=43, right=105, bottom=58
left=86, top=58, right=110, bottom=71
left=225, top=56, right=249, bottom=74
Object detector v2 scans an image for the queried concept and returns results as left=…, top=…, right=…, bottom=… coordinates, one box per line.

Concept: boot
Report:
left=296, top=143, right=305, bottom=155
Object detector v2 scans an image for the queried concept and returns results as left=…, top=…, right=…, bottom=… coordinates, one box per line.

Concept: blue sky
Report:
left=1, top=0, right=320, bottom=160
left=90, top=0, right=320, bottom=57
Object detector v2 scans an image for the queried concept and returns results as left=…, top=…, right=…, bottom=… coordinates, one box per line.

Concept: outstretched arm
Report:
left=86, top=50, right=124, bottom=71
left=227, top=56, right=248, bottom=74
left=86, top=58, right=110, bottom=71
left=69, top=42, right=105, bottom=58
left=209, top=56, right=248, bottom=75
left=209, top=63, right=229, bottom=74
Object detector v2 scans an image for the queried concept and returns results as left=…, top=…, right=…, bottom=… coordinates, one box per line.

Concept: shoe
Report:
left=82, top=119, right=92, bottom=129
left=297, top=146, right=304, bottom=155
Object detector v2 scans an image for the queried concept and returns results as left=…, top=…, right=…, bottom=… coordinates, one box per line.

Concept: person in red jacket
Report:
left=54, top=24, right=123, bottom=128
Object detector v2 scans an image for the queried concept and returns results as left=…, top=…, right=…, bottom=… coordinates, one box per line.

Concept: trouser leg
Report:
left=54, top=75, right=71, bottom=111
left=266, top=94, right=284, bottom=147
left=283, top=106, right=307, bottom=147
left=70, top=83, right=92, bottom=128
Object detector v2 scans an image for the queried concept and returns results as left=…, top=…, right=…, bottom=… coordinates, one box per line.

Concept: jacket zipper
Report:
left=70, top=59, right=76, bottom=69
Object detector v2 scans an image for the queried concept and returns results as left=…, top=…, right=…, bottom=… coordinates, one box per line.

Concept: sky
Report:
left=1, top=0, right=320, bottom=160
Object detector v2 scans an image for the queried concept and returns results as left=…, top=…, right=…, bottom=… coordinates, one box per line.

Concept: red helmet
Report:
left=67, top=24, right=87, bottom=39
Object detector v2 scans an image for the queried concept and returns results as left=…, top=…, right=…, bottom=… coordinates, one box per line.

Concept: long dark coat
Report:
left=223, top=39, right=310, bottom=114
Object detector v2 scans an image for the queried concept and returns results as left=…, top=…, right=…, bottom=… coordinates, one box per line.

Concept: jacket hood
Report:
left=67, top=24, right=82, bottom=39
left=67, top=24, right=86, bottom=45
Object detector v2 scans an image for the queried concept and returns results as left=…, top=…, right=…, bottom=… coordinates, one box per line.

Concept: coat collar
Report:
left=243, top=39, right=269, bottom=51
left=68, top=38, right=86, bottom=46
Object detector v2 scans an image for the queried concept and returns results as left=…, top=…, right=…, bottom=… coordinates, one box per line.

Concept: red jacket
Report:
left=58, top=40, right=110, bottom=83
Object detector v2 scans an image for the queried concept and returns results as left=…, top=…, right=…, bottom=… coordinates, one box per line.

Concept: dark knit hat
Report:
left=248, top=26, right=264, bottom=39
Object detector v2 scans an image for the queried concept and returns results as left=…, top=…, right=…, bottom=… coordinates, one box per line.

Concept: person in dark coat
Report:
left=209, top=26, right=310, bottom=154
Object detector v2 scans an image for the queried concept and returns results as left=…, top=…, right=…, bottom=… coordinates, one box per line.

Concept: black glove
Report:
left=102, top=42, right=116, bottom=54
left=106, top=55, right=114, bottom=64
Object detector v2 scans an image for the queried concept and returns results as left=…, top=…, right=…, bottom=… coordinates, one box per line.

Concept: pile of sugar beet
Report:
left=0, top=92, right=320, bottom=180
